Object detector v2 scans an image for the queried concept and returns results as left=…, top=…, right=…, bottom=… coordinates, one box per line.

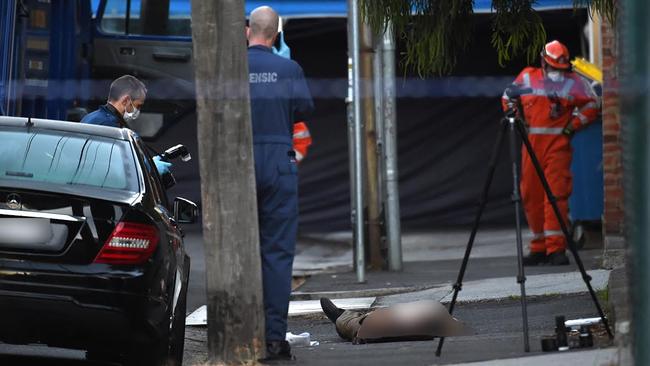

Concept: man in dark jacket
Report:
left=247, top=5, right=314, bottom=362
left=81, top=75, right=170, bottom=174
left=81, top=75, right=146, bottom=128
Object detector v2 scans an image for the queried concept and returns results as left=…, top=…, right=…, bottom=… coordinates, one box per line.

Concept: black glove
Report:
left=562, top=126, right=575, bottom=138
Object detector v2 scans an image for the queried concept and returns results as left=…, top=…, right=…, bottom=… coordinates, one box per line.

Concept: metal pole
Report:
left=382, top=23, right=402, bottom=271
left=345, top=56, right=357, bottom=277
left=348, top=0, right=365, bottom=282
left=3, top=1, right=16, bottom=116
left=374, top=35, right=385, bottom=212
left=373, top=31, right=387, bottom=268
left=7, top=0, right=17, bottom=115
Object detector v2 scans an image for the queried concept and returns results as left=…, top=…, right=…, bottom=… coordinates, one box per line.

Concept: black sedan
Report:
left=0, top=116, right=197, bottom=366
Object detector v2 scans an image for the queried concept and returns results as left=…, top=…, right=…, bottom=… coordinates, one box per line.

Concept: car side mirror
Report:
left=174, top=197, right=198, bottom=224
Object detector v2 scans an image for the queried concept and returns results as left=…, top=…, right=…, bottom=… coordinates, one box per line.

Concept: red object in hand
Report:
left=293, top=121, right=312, bottom=163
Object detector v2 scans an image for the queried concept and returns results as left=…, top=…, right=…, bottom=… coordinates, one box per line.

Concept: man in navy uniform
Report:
left=247, top=6, right=314, bottom=362
left=81, top=75, right=171, bottom=174
left=81, top=75, right=146, bottom=128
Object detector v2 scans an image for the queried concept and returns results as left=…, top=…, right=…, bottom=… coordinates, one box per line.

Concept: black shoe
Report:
left=320, top=297, right=345, bottom=324
left=522, top=252, right=547, bottom=266
left=260, top=340, right=295, bottom=363
left=548, top=251, right=570, bottom=265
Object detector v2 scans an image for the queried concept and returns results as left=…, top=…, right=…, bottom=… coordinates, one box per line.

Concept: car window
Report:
left=0, top=128, right=138, bottom=193
left=100, top=0, right=192, bottom=37
left=132, top=136, right=167, bottom=206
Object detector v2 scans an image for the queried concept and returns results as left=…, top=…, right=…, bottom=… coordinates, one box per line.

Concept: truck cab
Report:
left=91, top=0, right=194, bottom=139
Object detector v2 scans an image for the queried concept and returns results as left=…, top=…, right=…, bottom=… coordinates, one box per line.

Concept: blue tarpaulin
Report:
left=93, top=0, right=577, bottom=18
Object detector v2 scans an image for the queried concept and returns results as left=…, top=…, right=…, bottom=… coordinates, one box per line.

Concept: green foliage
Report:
left=404, top=1, right=474, bottom=76
left=573, top=0, right=617, bottom=26
left=491, top=0, right=546, bottom=67
left=360, top=0, right=617, bottom=76
left=361, top=0, right=474, bottom=76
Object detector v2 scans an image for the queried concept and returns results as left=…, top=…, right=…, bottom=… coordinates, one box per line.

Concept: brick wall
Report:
left=601, top=20, right=624, bottom=239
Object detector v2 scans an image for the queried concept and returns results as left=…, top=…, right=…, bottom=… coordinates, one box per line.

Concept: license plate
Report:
left=0, top=218, right=52, bottom=246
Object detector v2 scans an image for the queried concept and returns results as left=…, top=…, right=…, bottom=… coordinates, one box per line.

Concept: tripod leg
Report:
left=436, top=120, right=508, bottom=357
left=507, top=117, right=531, bottom=352
left=515, top=120, right=614, bottom=339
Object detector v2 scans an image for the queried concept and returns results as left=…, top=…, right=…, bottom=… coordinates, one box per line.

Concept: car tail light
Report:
left=94, top=222, right=159, bottom=265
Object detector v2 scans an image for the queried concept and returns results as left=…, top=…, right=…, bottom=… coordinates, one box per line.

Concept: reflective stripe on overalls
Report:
left=517, top=69, right=577, bottom=255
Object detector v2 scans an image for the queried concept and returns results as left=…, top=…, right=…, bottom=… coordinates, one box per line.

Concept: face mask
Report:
left=546, top=70, right=564, bottom=83
left=273, top=32, right=291, bottom=60
left=123, top=100, right=141, bottom=122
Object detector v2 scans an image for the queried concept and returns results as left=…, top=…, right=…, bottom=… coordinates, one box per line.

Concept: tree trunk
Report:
left=360, top=22, right=384, bottom=270
left=190, top=1, right=265, bottom=364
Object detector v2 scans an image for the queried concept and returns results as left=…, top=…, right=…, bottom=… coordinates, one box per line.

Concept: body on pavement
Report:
left=320, top=298, right=471, bottom=344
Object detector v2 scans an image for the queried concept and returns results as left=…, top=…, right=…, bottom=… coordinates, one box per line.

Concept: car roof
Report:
left=0, top=116, right=133, bottom=140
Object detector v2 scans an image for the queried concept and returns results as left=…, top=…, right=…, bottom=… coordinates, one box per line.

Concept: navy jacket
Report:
left=248, top=45, right=314, bottom=141
left=80, top=104, right=128, bottom=128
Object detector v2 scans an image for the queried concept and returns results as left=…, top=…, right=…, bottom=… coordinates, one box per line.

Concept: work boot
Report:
left=548, top=251, right=570, bottom=265
left=320, top=297, right=345, bottom=324
left=259, top=340, right=295, bottom=363
left=522, top=252, right=547, bottom=266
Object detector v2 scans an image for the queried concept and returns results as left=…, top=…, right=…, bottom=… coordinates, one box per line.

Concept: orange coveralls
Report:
left=502, top=67, right=599, bottom=255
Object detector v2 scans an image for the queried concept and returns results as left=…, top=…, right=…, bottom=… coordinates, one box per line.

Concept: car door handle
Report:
left=152, top=51, right=191, bottom=62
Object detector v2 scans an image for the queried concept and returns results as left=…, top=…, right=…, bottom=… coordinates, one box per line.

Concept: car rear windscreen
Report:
left=0, top=128, right=138, bottom=193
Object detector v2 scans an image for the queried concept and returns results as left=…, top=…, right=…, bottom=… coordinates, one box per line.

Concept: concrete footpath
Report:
left=184, top=228, right=630, bottom=365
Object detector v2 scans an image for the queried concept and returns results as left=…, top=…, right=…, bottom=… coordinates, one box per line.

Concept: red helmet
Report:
left=541, top=40, right=570, bottom=70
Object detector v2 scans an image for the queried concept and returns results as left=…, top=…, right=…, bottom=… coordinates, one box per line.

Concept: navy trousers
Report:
left=253, top=138, right=298, bottom=342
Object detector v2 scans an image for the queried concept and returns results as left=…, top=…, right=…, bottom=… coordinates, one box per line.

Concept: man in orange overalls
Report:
left=502, top=40, right=599, bottom=266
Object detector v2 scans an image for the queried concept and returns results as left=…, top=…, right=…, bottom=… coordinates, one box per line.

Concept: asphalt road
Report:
left=0, top=225, right=607, bottom=365
left=182, top=293, right=612, bottom=366
left=1, top=291, right=608, bottom=366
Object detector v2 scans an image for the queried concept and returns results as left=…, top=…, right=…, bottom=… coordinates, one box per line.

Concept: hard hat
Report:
left=541, top=40, right=570, bottom=70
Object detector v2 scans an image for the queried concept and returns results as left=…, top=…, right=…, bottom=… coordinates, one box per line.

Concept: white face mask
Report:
left=123, top=100, right=141, bottom=122
left=546, top=70, right=564, bottom=83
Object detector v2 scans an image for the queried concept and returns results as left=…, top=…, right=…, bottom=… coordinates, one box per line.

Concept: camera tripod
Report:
left=435, top=92, right=613, bottom=356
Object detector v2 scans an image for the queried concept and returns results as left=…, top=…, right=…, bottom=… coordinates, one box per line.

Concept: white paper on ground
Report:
left=286, top=332, right=310, bottom=346
left=288, top=297, right=376, bottom=316
left=187, top=297, right=377, bottom=326
left=186, top=305, right=207, bottom=326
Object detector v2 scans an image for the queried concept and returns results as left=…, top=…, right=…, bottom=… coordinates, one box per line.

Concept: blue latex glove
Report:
left=153, top=155, right=173, bottom=175
left=272, top=32, right=291, bottom=60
